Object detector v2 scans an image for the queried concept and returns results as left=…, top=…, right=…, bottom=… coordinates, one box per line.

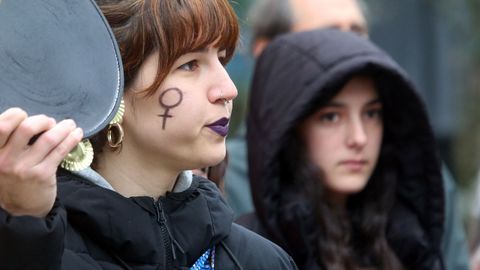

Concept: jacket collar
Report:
left=72, top=167, right=193, bottom=193
left=58, top=170, right=232, bottom=267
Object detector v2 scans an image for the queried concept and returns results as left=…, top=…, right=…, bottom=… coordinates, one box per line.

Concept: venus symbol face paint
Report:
left=157, top=87, right=183, bottom=130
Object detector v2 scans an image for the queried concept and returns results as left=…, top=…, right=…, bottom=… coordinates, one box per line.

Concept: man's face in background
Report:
left=290, top=0, right=367, bottom=35
left=252, top=0, right=367, bottom=57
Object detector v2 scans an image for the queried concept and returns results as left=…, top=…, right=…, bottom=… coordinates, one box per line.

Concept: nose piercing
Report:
left=220, top=89, right=230, bottom=104
left=221, top=89, right=231, bottom=114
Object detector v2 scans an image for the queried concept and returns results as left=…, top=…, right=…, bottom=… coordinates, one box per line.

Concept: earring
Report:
left=107, top=123, right=124, bottom=148
left=107, top=99, right=125, bottom=149
left=60, top=139, right=94, bottom=172
left=59, top=99, right=125, bottom=171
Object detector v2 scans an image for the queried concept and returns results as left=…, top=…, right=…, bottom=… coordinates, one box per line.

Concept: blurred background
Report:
left=226, top=0, right=480, bottom=251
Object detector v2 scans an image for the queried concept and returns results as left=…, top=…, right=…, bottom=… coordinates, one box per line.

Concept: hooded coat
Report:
left=0, top=169, right=297, bottom=270
left=239, top=29, right=445, bottom=269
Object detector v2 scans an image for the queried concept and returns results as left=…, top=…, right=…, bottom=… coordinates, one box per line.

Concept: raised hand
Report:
left=0, top=108, right=83, bottom=218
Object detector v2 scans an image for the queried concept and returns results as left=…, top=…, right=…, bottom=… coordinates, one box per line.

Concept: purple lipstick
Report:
left=206, top=117, right=229, bottom=137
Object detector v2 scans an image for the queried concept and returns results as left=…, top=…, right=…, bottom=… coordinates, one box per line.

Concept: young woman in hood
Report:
left=0, top=0, right=297, bottom=269
left=239, top=28, right=445, bottom=270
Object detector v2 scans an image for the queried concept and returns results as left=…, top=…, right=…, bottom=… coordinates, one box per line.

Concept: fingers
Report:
left=0, top=108, right=28, bottom=148
left=5, top=114, right=56, bottom=156
left=33, top=127, right=83, bottom=173
left=25, top=119, right=79, bottom=165
left=0, top=109, right=84, bottom=217
left=0, top=108, right=84, bottom=170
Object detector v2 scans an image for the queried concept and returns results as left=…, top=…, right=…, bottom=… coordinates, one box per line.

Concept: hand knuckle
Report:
left=18, top=122, right=36, bottom=135
left=11, top=164, right=27, bottom=177
left=9, top=107, right=26, bottom=115
left=3, top=108, right=27, bottom=119
left=28, top=169, right=45, bottom=181
left=0, top=123, right=9, bottom=137
left=0, top=154, right=13, bottom=172
left=54, top=143, right=70, bottom=157
left=40, top=133, right=58, bottom=147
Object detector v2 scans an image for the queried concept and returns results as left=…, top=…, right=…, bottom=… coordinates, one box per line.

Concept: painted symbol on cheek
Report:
left=158, top=87, right=183, bottom=130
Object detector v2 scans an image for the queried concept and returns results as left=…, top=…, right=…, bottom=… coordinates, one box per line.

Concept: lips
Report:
left=206, top=117, right=229, bottom=137
left=339, top=160, right=367, bottom=171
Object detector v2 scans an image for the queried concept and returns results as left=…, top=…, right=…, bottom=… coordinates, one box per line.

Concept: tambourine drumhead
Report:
left=0, top=0, right=124, bottom=138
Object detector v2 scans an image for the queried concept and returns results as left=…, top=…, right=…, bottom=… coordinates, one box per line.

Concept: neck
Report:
left=95, top=147, right=180, bottom=200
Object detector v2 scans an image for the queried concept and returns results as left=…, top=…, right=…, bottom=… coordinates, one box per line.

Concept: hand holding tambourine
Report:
left=0, top=108, right=82, bottom=217
left=0, top=0, right=124, bottom=217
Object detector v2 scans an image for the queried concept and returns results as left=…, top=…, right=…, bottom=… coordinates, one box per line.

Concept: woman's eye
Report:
left=178, top=60, right=198, bottom=71
left=319, top=112, right=339, bottom=123
left=365, top=108, right=383, bottom=119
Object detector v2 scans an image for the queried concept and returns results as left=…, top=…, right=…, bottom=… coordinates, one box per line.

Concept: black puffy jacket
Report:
left=239, top=29, right=445, bottom=269
left=0, top=170, right=297, bottom=269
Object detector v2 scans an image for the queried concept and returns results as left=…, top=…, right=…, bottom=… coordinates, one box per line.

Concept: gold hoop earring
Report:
left=107, top=123, right=124, bottom=148
left=60, top=99, right=125, bottom=171
left=107, top=99, right=125, bottom=149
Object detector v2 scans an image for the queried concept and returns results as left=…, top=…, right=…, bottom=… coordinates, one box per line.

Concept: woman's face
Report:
left=300, top=76, right=383, bottom=201
left=122, top=45, right=237, bottom=171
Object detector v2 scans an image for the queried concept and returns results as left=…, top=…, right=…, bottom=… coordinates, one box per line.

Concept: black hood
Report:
left=247, top=29, right=444, bottom=267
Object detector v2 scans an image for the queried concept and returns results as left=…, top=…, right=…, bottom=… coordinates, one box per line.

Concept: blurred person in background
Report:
left=225, top=0, right=367, bottom=219
left=239, top=28, right=444, bottom=269
left=224, top=0, right=469, bottom=269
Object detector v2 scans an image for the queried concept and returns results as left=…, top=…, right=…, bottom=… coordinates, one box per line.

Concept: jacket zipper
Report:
left=154, top=199, right=173, bottom=269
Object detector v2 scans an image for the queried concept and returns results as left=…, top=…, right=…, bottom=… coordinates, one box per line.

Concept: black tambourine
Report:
left=0, top=0, right=124, bottom=171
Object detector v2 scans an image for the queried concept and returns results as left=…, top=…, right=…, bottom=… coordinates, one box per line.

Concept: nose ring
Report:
left=220, top=90, right=230, bottom=104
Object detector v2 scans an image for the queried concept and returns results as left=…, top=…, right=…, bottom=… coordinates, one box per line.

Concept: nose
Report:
left=345, top=117, right=367, bottom=149
left=208, top=62, right=238, bottom=104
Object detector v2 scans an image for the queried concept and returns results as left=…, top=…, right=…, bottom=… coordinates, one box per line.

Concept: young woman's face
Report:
left=122, top=45, right=237, bottom=171
left=300, top=76, right=383, bottom=201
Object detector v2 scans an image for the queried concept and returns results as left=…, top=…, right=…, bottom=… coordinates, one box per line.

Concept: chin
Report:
left=331, top=177, right=369, bottom=195
left=202, top=148, right=226, bottom=167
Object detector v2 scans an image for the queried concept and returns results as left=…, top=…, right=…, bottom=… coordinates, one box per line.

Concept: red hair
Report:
left=97, top=0, right=239, bottom=94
